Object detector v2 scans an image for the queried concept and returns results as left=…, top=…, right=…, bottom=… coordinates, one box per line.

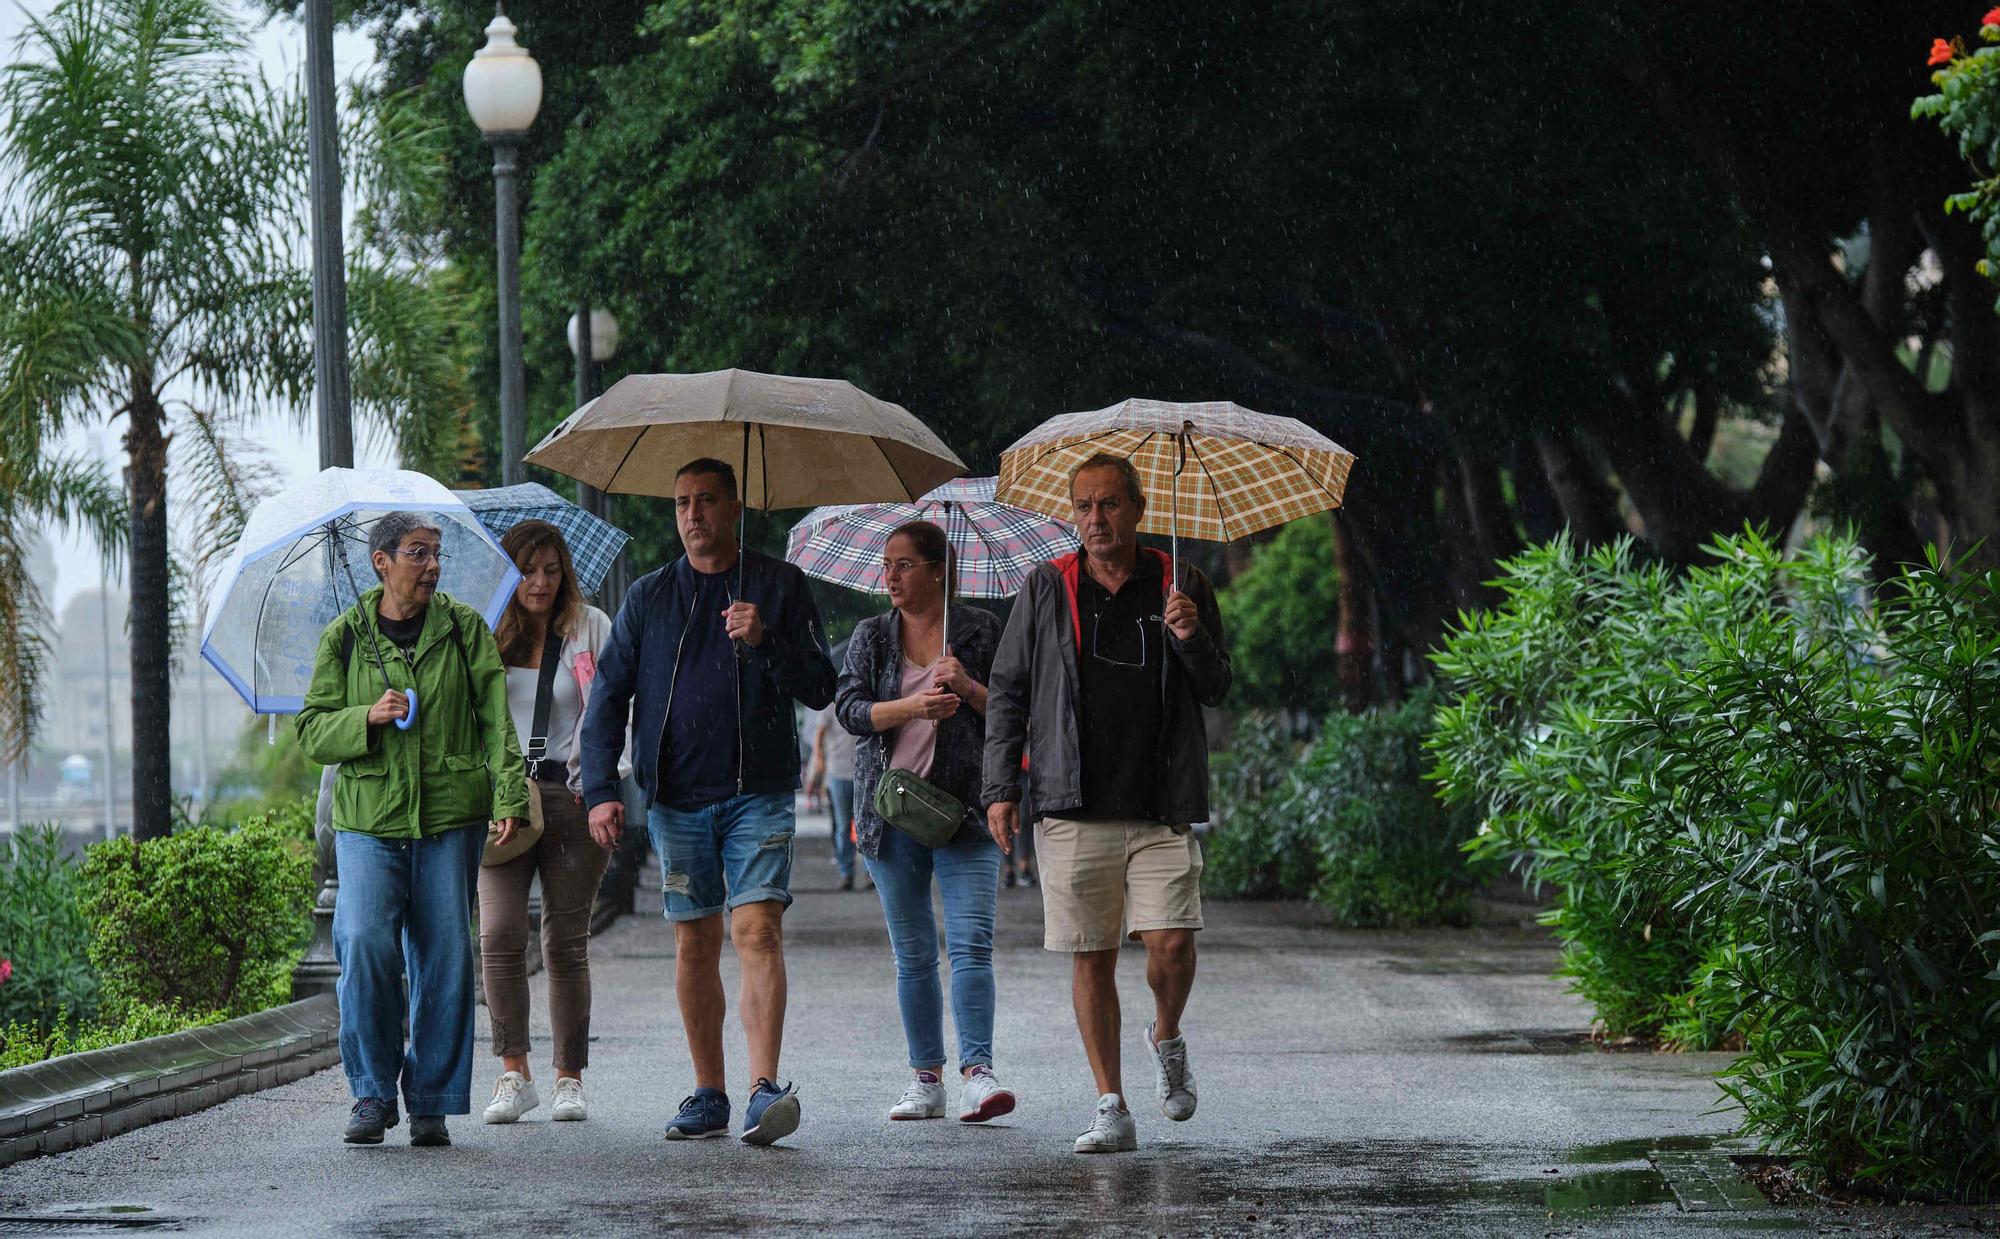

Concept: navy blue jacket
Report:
left=580, top=549, right=836, bottom=812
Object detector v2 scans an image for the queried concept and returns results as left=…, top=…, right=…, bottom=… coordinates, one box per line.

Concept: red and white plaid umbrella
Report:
left=787, top=478, right=1075, bottom=647
left=996, top=398, right=1356, bottom=585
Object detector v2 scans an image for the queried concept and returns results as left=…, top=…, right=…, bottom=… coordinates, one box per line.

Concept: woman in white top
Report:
left=477, top=519, right=624, bottom=1124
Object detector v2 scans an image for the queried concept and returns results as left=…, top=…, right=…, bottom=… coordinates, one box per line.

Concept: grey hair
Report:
left=368, top=511, right=442, bottom=579
left=1069, top=452, right=1147, bottom=511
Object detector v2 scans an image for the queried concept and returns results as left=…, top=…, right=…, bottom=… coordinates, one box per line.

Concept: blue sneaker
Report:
left=664, top=1087, right=731, bottom=1140
left=741, top=1078, right=800, bottom=1146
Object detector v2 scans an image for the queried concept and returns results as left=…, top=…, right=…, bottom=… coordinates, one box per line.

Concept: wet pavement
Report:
left=0, top=830, right=1856, bottom=1236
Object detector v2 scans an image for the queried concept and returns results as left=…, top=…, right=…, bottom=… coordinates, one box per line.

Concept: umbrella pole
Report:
left=331, top=524, right=394, bottom=695
left=941, top=500, right=952, bottom=655
left=1171, top=429, right=1185, bottom=594
left=739, top=422, right=751, bottom=609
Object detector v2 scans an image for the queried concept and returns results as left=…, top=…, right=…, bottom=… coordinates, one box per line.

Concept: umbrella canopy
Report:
left=456, top=482, right=632, bottom=599
left=200, top=468, right=520, bottom=713
left=522, top=368, right=966, bottom=509
left=996, top=398, right=1356, bottom=544
left=786, top=477, right=1076, bottom=600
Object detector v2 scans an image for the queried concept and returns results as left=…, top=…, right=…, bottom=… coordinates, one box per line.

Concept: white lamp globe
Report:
left=567, top=309, right=620, bottom=362
left=462, top=12, right=542, bottom=136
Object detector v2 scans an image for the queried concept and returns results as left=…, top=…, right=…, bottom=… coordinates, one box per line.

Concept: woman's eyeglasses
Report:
left=394, top=546, right=449, bottom=566
left=881, top=557, right=942, bottom=576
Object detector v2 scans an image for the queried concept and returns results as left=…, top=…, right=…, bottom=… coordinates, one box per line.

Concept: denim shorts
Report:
left=647, top=790, right=796, bottom=921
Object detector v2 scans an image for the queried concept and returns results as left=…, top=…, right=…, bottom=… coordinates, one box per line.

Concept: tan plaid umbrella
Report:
left=996, top=398, right=1356, bottom=585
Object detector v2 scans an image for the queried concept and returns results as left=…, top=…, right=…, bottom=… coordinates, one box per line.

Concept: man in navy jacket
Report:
left=580, top=458, right=835, bottom=1147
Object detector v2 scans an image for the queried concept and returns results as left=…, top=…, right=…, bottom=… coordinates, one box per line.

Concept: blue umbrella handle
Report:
left=396, top=687, right=419, bottom=731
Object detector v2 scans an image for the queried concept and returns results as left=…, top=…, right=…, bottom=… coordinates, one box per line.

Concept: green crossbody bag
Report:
left=873, top=766, right=964, bottom=848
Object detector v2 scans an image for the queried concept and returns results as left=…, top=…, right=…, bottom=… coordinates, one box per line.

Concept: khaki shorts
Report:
left=1036, top=817, right=1204, bottom=952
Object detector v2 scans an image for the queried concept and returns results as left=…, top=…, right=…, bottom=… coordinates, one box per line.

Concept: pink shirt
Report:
left=887, top=657, right=939, bottom=778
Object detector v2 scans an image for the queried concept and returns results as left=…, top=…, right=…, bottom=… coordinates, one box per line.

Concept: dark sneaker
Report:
left=409, top=1115, right=450, bottom=1147
left=343, top=1098, right=398, bottom=1145
left=741, top=1078, right=800, bottom=1146
left=664, top=1087, right=731, bottom=1140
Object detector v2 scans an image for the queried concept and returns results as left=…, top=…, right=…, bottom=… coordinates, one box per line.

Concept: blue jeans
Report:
left=332, top=823, right=482, bottom=1115
left=647, top=791, right=796, bottom=922
left=862, top=825, right=1003, bottom=1071
left=827, top=777, right=856, bottom=880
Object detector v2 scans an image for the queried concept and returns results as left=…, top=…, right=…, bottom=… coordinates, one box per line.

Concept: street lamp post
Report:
left=293, top=0, right=358, bottom=1001
left=464, top=9, right=542, bottom=485
left=567, top=305, right=623, bottom=574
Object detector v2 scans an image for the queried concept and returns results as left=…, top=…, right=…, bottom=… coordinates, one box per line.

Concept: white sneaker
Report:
left=482, top=1071, right=539, bottom=1124
left=1148, top=1020, right=1197, bottom=1121
left=889, top=1072, right=946, bottom=1120
left=1073, top=1093, right=1138, bottom=1153
left=550, top=1076, right=586, bottom=1121
left=958, top=1066, right=1016, bottom=1123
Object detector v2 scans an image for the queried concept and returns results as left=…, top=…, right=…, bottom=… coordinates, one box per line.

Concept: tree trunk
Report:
left=127, top=384, right=173, bottom=841
left=1533, top=428, right=1624, bottom=547
left=1328, top=511, right=1374, bottom=710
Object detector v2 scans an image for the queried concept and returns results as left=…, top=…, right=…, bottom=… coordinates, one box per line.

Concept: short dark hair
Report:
left=367, top=511, right=442, bottom=579
left=675, top=457, right=738, bottom=500
left=1070, top=452, right=1146, bottom=511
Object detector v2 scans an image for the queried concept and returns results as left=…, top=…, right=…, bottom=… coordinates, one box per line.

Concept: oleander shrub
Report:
left=1428, top=533, right=1740, bottom=1046
left=1432, top=527, right=2000, bottom=1198
left=76, top=807, right=313, bottom=1021
left=0, top=825, right=98, bottom=1032
left=1208, top=692, right=1487, bottom=926
left=1619, top=544, right=2000, bottom=1199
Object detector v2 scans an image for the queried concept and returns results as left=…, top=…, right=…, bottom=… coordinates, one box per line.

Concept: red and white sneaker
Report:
left=959, top=1066, right=1016, bottom=1123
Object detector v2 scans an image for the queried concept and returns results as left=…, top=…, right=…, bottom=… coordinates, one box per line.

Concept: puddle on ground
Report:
left=1375, top=957, right=1548, bottom=976
left=980, top=1136, right=1803, bottom=1227
left=1444, top=1029, right=1597, bottom=1054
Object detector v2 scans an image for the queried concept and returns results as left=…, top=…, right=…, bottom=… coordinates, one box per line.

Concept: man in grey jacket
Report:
left=983, top=453, right=1231, bottom=1154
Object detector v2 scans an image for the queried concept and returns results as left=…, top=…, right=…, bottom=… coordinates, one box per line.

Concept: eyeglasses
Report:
left=881, top=557, right=942, bottom=577
left=1090, top=614, right=1158, bottom=669
left=392, top=546, right=449, bottom=566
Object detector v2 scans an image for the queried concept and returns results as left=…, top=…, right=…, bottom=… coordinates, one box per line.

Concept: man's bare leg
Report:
left=1072, top=947, right=1123, bottom=1097
left=675, top=916, right=728, bottom=1091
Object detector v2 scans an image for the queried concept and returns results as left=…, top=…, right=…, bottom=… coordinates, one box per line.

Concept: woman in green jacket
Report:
left=297, top=511, right=529, bottom=1148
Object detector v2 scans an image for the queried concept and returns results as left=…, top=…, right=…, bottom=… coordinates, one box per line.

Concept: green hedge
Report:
left=1430, top=529, right=2000, bottom=1199
left=1208, top=691, right=1488, bottom=926
left=0, top=825, right=99, bottom=1031
left=76, top=807, right=313, bottom=1021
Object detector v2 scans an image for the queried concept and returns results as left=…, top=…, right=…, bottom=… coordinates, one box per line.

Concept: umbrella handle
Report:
left=396, top=687, right=419, bottom=731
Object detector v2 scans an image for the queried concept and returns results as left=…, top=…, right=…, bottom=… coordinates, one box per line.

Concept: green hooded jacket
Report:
left=296, top=587, right=529, bottom=838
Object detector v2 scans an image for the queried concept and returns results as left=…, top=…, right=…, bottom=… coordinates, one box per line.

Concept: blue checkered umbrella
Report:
left=787, top=477, right=1076, bottom=601
left=456, top=482, right=632, bottom=599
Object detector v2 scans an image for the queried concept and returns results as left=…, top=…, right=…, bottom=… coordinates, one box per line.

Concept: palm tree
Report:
left=1, top=0, right=481, bottom=836
left=0, top=277, right=130, bottom=768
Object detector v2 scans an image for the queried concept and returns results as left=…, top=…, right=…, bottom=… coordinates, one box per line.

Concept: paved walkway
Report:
left=0, top=828, right=1798, bottom=1236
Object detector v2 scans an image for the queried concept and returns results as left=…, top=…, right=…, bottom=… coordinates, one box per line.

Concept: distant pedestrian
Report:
left=578, top=458, right=836, bottom=1147
left=808, top=696, right=859, bottom=889
left=477, top=520, right=629, bottom=1126
left=982, top=454, right=1231, bottom=1153
left=297, top=511, right=530, bottom=1149
left=836, top=521, right=1015, bottom=1124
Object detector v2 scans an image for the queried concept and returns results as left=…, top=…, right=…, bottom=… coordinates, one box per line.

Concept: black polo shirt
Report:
left=1074, top=552, right=1166, bottom=821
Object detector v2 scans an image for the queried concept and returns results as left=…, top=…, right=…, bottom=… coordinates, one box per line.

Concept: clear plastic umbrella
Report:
left=200, top=468, right=521, bottom=714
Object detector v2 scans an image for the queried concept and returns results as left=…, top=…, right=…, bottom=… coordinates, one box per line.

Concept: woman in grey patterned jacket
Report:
left=835, top=520, right=1016, bottom=1125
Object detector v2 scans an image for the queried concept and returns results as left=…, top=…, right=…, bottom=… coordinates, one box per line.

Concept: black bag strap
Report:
left=526, top=629, right=562, bottom=761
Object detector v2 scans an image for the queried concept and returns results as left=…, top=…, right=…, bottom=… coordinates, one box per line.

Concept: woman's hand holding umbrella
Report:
left=367, top=690, right=411, bottom=727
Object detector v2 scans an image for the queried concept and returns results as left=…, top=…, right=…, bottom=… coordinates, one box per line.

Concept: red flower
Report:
left=1984, top=7, right=2000, bottom=28
left=0, top=959, right=12, bottom=985
left=1930, top=37, right=1958, bottom=65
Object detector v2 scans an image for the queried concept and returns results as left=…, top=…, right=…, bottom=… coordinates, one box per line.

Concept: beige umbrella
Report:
left=996, top=398, right=1356, bottom=587
left=523, top=368, right=965, bottom=507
